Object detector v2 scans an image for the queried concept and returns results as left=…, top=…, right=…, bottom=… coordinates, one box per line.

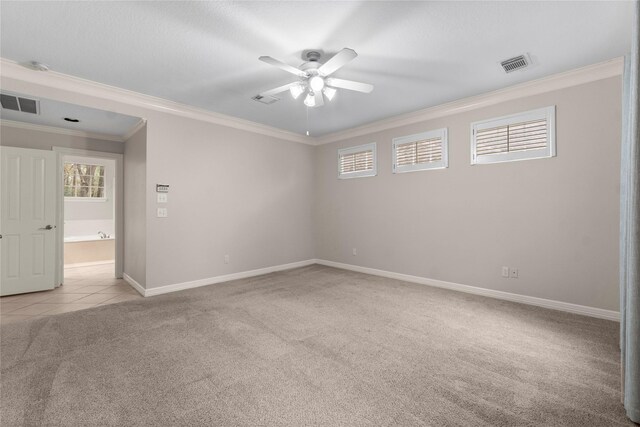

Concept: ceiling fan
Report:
left=258, top=48, right=373, bottom=108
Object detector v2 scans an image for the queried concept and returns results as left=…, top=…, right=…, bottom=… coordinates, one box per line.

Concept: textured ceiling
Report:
left=0, top=1, right=633, bottom=137
left=1, top=93, right=141, bottom=138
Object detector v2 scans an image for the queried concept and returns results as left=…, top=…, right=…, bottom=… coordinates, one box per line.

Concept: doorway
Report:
left=1, top=92, right=143, bottom=321
left=54, top=148, right=124, bottom=287
left=61, top=153, right=117, bottom=280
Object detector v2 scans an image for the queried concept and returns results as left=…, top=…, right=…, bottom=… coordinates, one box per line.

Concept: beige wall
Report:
left=144, top=115, right=315, bottom=288
left=315, top=76, right=622, bottom=311
left=2, top=76, right=316, bottom=291
left=124, top=125, right=147, bottom=286
left=2, top=70, right=622, bottom=311
left=0, top=125, right=124, bottom=154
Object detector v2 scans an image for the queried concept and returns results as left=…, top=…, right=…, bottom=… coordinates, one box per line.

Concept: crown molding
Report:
left=122, top=118, right=147, bottom=141
left=0, top=58, right=312, bottom=145
left=0, top=119, right=125, bottom=142
left=1, top=57, right=623, bottom=147
left=315, top=57, right=624, bottom=145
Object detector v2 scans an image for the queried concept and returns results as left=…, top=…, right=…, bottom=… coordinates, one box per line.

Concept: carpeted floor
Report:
left=0, top=265, right=632, bottom=426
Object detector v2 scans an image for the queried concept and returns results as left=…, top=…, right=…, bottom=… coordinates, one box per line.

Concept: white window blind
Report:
left=340, top=150, right=373, bottom=174
left=393, top=128, right=448, bottom=173
left=338, top=143, right=377, bottom=179
left=471, top=106, right=556, bottom=165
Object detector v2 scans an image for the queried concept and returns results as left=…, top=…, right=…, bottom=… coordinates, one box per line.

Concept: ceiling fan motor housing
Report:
left=300, top=62, right=320, bottom=73
left=302, top=50, right=323, bottom=62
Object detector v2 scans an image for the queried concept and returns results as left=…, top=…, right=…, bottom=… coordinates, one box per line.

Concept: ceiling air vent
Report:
left=251, top=94, right=279, bottom=105
left=500, top=55, right=529, bottom=73
left=0, top=93, right=40, bottom=114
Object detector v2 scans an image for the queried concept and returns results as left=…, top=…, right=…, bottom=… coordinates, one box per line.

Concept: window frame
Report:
left=63, top=161, right=108, bottom=202
left=392, top=128, right=448, bottom=174
left=338, top=142, right=377, bottom=179
left=470, top=106, right=556, bottom=165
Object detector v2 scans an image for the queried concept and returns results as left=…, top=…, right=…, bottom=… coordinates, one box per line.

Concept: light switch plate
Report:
left=157, top=207, right=168, bottom=218
left=501, top=266, right=509, bottom=278
left=157, top=193, right=168, bottom=203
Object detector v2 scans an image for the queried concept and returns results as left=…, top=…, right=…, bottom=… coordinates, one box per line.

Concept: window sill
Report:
left=338, top=172, right=377, bottom=179
left=64, top=197, right=108, bottom=203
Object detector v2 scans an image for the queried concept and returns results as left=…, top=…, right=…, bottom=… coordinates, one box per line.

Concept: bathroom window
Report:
left=64, top=162, right=106, bottom=199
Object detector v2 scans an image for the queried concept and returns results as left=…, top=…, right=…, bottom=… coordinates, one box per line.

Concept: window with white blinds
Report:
left=393, top=128, right=448, bottom=173
left=338, top=142, right=377, bottom=179
left=471, top=106, right=556, bottom=165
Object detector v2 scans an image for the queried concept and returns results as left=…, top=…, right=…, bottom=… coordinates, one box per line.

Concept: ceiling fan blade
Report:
left=318, top=48, right=357, bottom=77
left=259, top=82, right=301, bottom=97
left=325, top=78, right=373, bottom=93
left=259, top=56, right=307, bottom=77
left=314, top=90, right=324, bottom=107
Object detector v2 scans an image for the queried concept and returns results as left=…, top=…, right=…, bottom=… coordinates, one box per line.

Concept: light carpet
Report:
left=0, top=265, right=632, bottom=426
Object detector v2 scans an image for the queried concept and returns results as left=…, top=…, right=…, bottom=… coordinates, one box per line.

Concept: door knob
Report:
left=39, top=225, right=55, bottom=230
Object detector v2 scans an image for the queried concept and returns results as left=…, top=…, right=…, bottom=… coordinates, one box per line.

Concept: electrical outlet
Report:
left=501, top=266, right=509, bottom=278
left=510, top=268, right=519, bottom=278
left=156, top=207, right=168, bottom=218
left=224, top=254, right=229, bottom=264
left=352, top=248, right=357, bottom=256
left=157, top=193, right=168, bottom=203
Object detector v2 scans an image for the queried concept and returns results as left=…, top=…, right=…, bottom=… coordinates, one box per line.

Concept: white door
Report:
left=1, top=146, right=57, bottom=296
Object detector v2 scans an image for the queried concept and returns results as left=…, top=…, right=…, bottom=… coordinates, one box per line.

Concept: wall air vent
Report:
left=251, top=94, right=279, bottom=105
left=0, top=93, right=40, bottom=114
left=500, top=55, right=529, bottom=73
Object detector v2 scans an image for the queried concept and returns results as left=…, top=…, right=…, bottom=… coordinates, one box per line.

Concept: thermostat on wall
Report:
left=156, top=184, right=169, bottom=193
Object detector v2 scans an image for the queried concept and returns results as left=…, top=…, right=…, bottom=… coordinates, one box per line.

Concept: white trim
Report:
left=315, top=259, right=620, bottom=322
left=0, top=119, right=126, bottom=142
left=64, top=197, right=108, bottom=203
left=123, top=258, right=619, bottom=322
left=0, top=58, right=311, bottom=145
left=392, top=128, right=448, bottom=173
left=122, top=119, right=147, bottom=141
left=123, top=273, right=146, bottom=297
left=0, top=57, right=622, bottom=146
left=53, top=147, right=124, bottom=283
left=141, top=259, right=316, bottom=297
left=315, top=57, right=624, bottom=145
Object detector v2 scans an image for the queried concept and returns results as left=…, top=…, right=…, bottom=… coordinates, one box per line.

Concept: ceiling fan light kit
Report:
left=258, top=48, right=374, bottom=108
left=303, top=92, right=316, bottom=107
left=289, top=84, right=305, bottom=99
left=323, top=86, right=337, bottom=101
left=309, top=75, right=325, bottom=92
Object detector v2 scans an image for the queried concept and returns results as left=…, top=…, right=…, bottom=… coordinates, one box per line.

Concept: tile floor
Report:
left=0, top=263, right=142, bottom=325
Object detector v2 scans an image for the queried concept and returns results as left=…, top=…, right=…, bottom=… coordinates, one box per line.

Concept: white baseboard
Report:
left=316, top=259, right=620, bottom=322
left=141, top=259, right=317, bottom=297
left=123, top=273, right=146, bottom=296
left=124, top=258, right=619, bottom=322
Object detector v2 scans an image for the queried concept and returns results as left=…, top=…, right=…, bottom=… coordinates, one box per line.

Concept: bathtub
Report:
left=64, top=234, right=114, bottom=243
left=64, top=235, right=115, bottom=265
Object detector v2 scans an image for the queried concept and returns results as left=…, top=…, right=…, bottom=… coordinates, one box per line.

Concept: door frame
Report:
left=53, top=147, right=124, bottom=284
